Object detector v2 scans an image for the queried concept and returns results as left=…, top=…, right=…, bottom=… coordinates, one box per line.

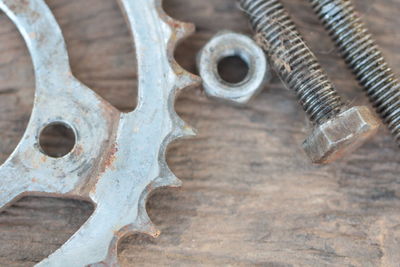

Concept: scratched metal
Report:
left=0, top=0, right=200, bottom=266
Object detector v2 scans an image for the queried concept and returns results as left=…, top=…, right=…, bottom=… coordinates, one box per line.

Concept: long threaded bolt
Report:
left=238, top=0, right=380, bottom=163
left=309, top=0, right=400, bottom=144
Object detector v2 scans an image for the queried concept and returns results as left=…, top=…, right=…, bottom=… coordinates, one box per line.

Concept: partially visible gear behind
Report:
left=0, top=0, right=200, bottom=266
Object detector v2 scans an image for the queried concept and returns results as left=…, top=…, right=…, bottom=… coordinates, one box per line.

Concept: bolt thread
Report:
left=239, top=0, right=346, bottom=125
left=310, top=0, right=400, bottom=143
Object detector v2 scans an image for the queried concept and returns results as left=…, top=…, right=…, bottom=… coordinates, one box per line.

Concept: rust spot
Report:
left=40, top=155, right=47, bottom=163
left=31, top=178, right=38, bottom=183
left=74, top=145, right=84, bottom=157
left=102, top=144, right=118, bottom=173
left=107, top=146, right=118, bottom=168
left=87, top=143, right=119, bottom=196
left=170, top=21, right=181, bottom=31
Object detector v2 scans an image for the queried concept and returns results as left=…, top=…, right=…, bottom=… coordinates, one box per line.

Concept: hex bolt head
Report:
left=239, top=0, right=380, bottom=163
left=303, top=106, right=380, bottom=164
left=309, top=0, right=400, bottom=146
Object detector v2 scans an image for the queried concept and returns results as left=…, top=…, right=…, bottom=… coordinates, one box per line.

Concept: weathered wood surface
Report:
left=0, top=0, right=400, bottom=266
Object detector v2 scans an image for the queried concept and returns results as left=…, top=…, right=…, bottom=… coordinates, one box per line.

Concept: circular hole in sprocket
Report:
left=39, top=122, right=76, bottom=158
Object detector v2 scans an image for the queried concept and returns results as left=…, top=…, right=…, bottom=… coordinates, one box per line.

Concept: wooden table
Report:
left=0, top=0, right=399, bottom=266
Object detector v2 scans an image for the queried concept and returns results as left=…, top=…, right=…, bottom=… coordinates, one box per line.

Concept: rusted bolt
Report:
left=309, top=0, right=400, bottom=146
left=238, top=0, right=380, bottom=163
left=303, top=106, right=380, bottom=164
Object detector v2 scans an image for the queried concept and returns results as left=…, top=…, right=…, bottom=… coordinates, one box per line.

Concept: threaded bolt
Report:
left=309, top=0, right=400, bottom=144
left=239, top=0, right=380, bottom=163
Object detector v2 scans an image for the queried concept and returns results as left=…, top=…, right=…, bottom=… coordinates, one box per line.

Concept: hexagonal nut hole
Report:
left=197, top=31, right=271, bottom=105
left=302, top=106, right=380, bottom=164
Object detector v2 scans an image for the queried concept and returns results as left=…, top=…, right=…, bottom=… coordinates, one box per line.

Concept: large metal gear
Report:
left=0, top=0, right=199, bottom=265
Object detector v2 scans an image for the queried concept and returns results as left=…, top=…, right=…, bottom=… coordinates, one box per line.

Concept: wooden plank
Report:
left=0, top=0, right=399, bottom=266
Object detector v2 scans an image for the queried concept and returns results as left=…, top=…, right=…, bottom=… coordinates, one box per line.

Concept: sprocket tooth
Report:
left=135, top=216, right=161, bottom=238
left=175, top=72, right=202, bottom=94
left=90, top=221, right=159, bottom=267
left=173, top=122, right=197, bottom=140
left=135, top=189, right=161, bottom=238
left=155, top=0, right=200, bottom=94
left=155, top=0, right=196, bottom=38
left=168, top=19, right=195, bottom=40
left=154, top=169, right=183, bottom=189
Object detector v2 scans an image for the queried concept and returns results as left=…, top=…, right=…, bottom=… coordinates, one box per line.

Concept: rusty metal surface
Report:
left=303, top=106, right=380, bottom=164
left=238, top=0, right=381, bottom=164
left=0, top=0, right=199, bottom=266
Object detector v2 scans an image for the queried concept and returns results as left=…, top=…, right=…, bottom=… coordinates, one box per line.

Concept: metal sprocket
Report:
left=0, top=0, right=199, bottom=266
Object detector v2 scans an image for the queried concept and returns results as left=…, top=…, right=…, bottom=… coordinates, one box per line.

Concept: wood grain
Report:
left=0, top=0, right=400, bottom=266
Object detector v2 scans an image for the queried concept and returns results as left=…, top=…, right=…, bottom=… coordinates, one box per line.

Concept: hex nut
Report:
left=197, top=31, right=271, bottom=105
left=302, top=106, right=380, bottom=164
